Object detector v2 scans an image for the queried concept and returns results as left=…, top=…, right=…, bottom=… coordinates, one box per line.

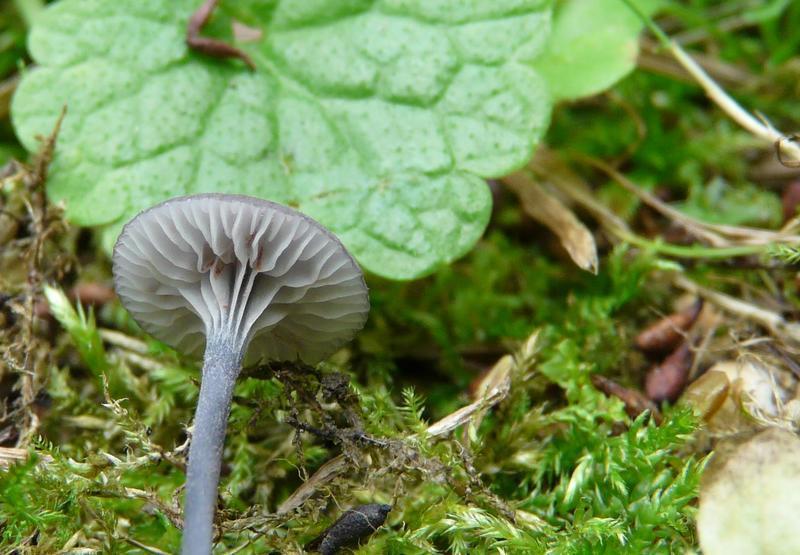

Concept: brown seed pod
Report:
left=72, top=282, right=116, bottom=307
left=645, top=341, right=693, bottom=403
left=591, top=374, right=662, bottom=424
left=308, top=503, right=392, bottom=555
left=34, top=282, right=116, bottom=319
left=635, top=298, right=703, bottom=354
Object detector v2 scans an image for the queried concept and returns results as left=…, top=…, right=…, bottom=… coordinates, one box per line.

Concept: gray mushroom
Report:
left=112, top=194, right=369, bottom=555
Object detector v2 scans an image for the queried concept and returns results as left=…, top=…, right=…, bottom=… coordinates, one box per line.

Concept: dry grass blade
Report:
left=580, top=155, right=800, bottom=246
left=276, top=455, right=348, bottom=515
left=637, top=39, right=752, bottom=87
left=503, top=172, right=599, bottom=274
left=674, top=275, right=800, bottom=344
left=0, top=447, right=29, bottom=468
left=0, top=447, right=53, bottom=468
left=669, top=41, right=800, bottom=165
left=529, top=147, right=632, bottom=235
left=622, top=0, right=800, bottom=165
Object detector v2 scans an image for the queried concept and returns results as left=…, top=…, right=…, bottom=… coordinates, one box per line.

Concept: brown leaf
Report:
left=72, top=282, right=116, bottom=306
left=635, top=298, right=703, bottom=354
left=645, top=342, right=693, bottom=403
left=591, top=375, right=662, bottom=424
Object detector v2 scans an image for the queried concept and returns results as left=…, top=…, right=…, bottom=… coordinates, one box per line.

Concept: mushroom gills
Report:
left=112, top=194, right=370, bottom=555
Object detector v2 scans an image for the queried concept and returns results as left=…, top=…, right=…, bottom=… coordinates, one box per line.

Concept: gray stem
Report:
left=181, top=333, right=243, bottom=555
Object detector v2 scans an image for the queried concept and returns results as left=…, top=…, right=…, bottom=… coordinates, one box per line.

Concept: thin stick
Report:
left=187, top=0, right=256, bottom=69
left=125, top=537, right=171, bottom=555
left=674, top=275, right=800, bottom=344
left=620, top=0, right=800, bottom=165
left=578, top=154, right=800, bottom=245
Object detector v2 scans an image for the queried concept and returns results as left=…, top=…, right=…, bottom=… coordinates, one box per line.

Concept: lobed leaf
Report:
left=12, top=0, right=554, bottom=279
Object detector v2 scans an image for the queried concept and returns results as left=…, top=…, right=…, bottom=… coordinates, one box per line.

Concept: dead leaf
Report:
left=503, top=172, right=598, bottom=274
left=636, top=299, right=703, bottom=354
left=530, top=147, right=632, bottom=235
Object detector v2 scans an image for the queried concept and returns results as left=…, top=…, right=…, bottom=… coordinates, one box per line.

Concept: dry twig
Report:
left=276, top=332, right=539, bottom=515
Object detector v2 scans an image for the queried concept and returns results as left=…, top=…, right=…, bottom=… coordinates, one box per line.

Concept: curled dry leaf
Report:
left=698, top=428, right=800, bottom=555
left=635, top=299, right=703, bottom=354
left=503, top=172, right=599, bottom=274
left=231, top=20, right=263, bottom=43
left=645, top=342, right=693, bottom=403
left=776, top=135, right=800, bottom=169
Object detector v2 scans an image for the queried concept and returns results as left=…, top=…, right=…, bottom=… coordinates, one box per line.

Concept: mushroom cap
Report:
left=112, top=194, right=369, bottom=364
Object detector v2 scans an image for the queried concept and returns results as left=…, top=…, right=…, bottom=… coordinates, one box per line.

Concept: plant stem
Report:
left=182, top=333, right=243, bottom=555
left=617, top=230, right=766, bottom=259
left=619, top=0, right=800, bottom=164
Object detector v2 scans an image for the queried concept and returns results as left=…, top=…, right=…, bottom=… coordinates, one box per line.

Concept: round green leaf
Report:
left=532, top=0, right=660, bottom=101
left=12, top=0, right=553, bottom=279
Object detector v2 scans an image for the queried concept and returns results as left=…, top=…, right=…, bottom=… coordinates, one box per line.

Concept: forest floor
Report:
left=2, top=1, right=800, bottom=554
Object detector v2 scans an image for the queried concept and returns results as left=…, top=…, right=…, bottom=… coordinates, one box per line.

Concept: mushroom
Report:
left=112, top=194, right=369, bottom=555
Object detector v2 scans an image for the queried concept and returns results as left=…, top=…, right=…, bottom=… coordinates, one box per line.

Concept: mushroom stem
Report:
left=181, top=332, right=244, bottom=555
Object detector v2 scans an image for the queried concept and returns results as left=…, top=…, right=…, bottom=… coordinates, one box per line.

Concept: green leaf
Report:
left=532, top=0, right=660, bottom=101
left=11, top=0, right=553, bottom=279
left=675, top=177, right=783, bottom=228
left=43, top=285, right=107, bottom=376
